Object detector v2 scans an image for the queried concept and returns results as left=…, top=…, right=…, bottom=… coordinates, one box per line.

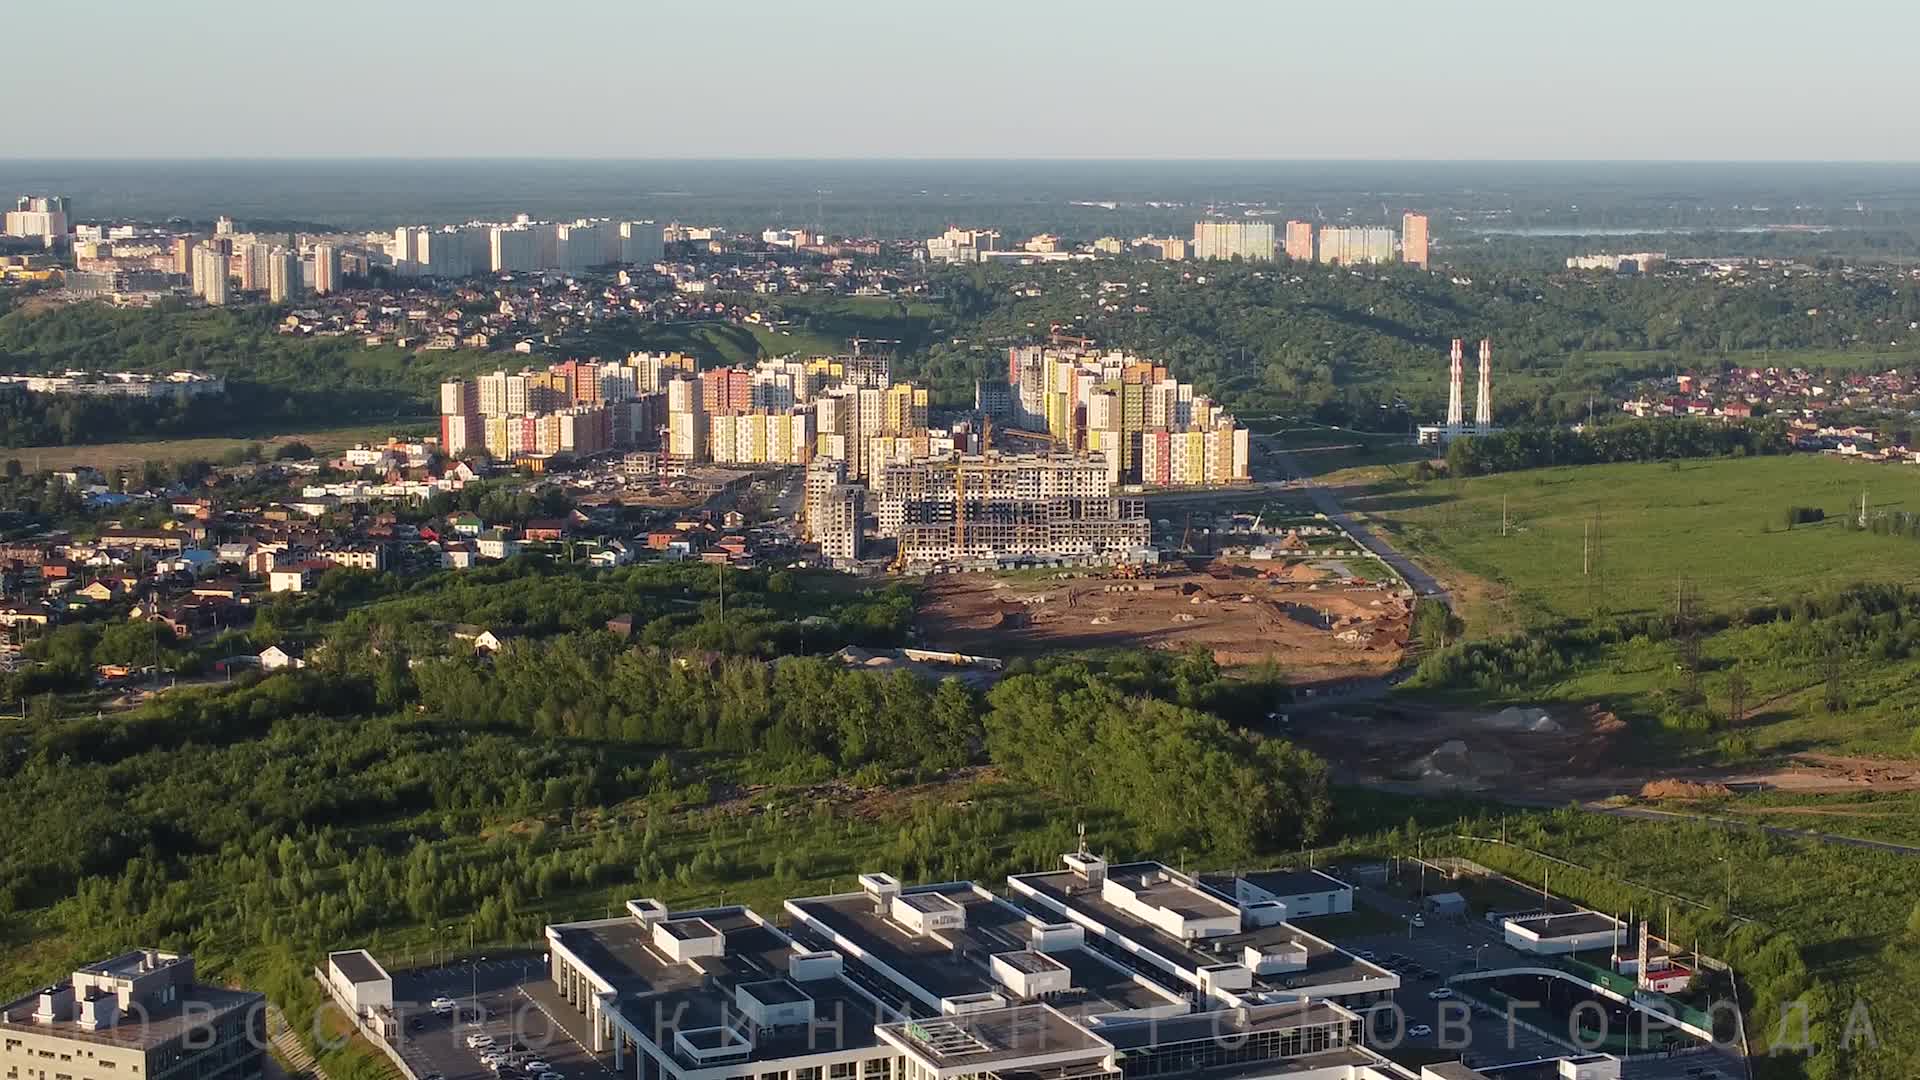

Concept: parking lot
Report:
left=386, top=952, right=617, bottom=1080
left=1322, top=888, right=1743, bottom=1079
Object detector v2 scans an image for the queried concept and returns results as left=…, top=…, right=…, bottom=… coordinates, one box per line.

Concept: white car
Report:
left=1408, top=1024, right=1433, bottom=1038
left=1427, top=987, right=1454, bottom=1000
left=523, top=1063, right=550, bottom=1073
left=1411, top=914, right=1426, bottom=928
left=466, top=1035, right=495, bottom=1050
left=538, top=1073, right=563, bottom=1080
left=430, top=997, right=456, bottom=1012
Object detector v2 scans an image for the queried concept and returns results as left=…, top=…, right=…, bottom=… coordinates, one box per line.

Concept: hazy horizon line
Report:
left=5, top=156, right=1920, bottom=166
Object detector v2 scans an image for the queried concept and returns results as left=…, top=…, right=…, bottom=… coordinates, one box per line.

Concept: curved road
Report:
left=1259, top=445, right=1920, bottom=859
left=1272, top=447, right=1448, bottom=599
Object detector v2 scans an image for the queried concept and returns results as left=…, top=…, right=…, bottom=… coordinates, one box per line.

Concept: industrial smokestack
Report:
left=1446, top=339, right=1464, bottom=427
left=1476, top=339, right=1493, bottom=428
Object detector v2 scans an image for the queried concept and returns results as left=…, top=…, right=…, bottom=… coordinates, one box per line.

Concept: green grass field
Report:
left=5, top=421, right=431, bottom=473
left=1362, top=455, right=1920, bottom=761
left=1360, top=455, right=1920, bottom=624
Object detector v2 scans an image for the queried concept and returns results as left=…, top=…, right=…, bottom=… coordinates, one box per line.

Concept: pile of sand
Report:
left=1640, top=779, right=1733, bottom=799
left=1478, top=706, right=1563, bottom=733
left=1412, top=738, right=1514, bottom=783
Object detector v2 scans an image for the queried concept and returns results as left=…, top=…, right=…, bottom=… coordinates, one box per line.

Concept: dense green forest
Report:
left=6, top=253, right=1919, bottom=445
left=905, top=260, right=1920, bottom=419
left=0, top=303, right=478, bottom=445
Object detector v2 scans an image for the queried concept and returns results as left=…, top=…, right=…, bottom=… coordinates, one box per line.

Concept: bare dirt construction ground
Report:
left=916, top=564, right=1410, bottom=681
left=1288, top=703, right=1641, bottom=799
left=1292, top=702, right=1920, bottom=802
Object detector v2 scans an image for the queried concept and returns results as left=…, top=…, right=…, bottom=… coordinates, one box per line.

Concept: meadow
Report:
left=1359, top=454, right=1920, bottom=627
left=3, top=421, right=429, bottom=473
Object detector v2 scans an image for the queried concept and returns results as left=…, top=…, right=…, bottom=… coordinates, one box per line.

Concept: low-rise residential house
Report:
left=449, top=512, right=484, bottom=536
left=522, top=518, right=568, bottom=541
left=216, top=541, right=257, bottom=565
left=440, top=542, right=477, bottom=569
left=77, top=578, right=139, bottom=603
left=260, top=643, right=306, bottom=671
left=140, top=604, right=217, bottom=641
left=98, top=527, right=189, bottom=553
left=156, top=549, right=218, bottom=577
left=475, top=528, right=519, bottom=560
left=314, top=544, right=388, bottom=572
left=0, top=601, right=52, bottom=627
left=452, top=624, right=512, bottom=654
left=285, top=496, right=340, bottom=518
left=190, top=579, right=250, bottom=602
left=269, top=564, right=318, bottom=593
left=588, top=540, right=634, bottom=568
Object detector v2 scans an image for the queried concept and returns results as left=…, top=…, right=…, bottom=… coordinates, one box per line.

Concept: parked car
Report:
left=523, top=1062, right=550, bottom=1073
left=1427, top=987, right=1453, bottom=1000
left=1408, top=1024, right=1433, bottom=1038
left=431, top=997, right=456, bottom=1012
left=466, top=1034, right=495, bottom=1050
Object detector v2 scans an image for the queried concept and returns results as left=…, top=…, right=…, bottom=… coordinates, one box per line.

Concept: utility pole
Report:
left=1501, top=495, right=1508, bottom=538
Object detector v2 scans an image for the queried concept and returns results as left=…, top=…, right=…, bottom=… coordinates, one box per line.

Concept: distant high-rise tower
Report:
left=1191, top=220, right=1275, bottom=261
left=1283, top=220, right=1314, bottom=261
left=312, top=243, right=339, bottom=295
left=268, top=247, right=301, bottom=304
left=1402, top=212, right=1429, bottom=268
left=1475, top=339, right=1493, bottom=428
left=1446, top=339, right=1464, bottom=427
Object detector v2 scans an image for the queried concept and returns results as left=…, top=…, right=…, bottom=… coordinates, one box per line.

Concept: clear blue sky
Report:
left=12, top=0, right=1915, bottom=160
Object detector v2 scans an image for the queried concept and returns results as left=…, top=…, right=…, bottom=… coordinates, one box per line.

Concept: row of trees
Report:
left=1443, top=418, right=1790, bottom=476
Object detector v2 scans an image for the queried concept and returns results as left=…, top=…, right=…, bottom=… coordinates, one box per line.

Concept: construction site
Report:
left=915, top=558, right=1412, bottom=678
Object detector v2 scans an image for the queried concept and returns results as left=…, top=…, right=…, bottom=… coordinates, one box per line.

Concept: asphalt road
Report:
left=1271, top=447, right=1447, bottom=600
